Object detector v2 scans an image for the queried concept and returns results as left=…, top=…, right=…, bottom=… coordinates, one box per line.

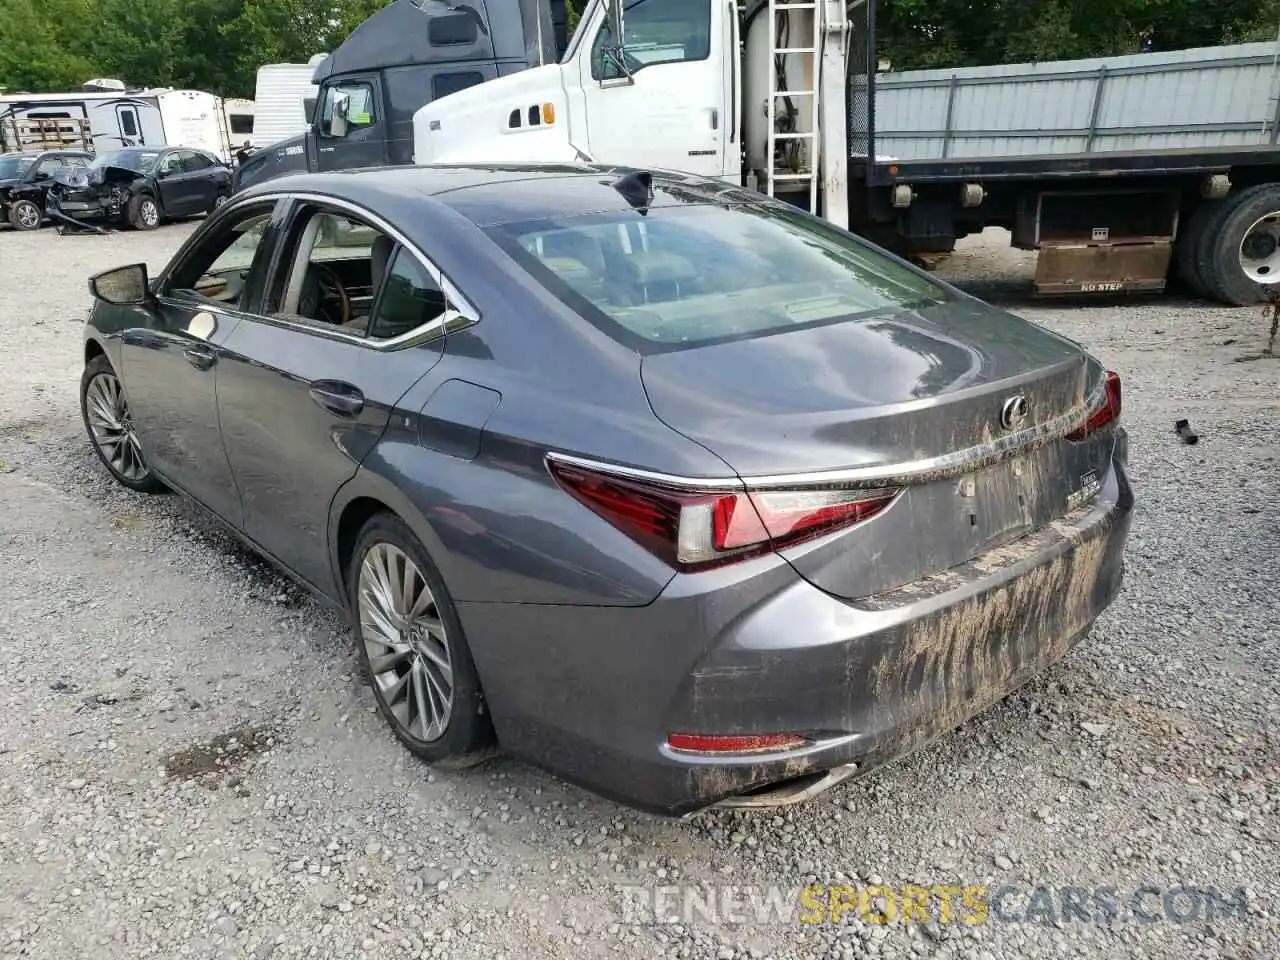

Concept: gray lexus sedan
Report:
left=79, top=163, right=1133, bottom=815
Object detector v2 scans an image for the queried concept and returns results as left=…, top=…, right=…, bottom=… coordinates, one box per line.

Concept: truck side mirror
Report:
left=325, top=92, right=349, bottom=138
left=601, top=0, right=632, bottom=84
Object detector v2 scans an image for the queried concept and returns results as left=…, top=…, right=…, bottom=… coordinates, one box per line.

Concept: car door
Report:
left=153, top=150, right=193, bottom=215
left=312, top=78, right=387, bottom=172
left=119, top=197, right=285, bottom=525
left=576, top=0, right=725, bottom=178
left=214, top=197, right=458, bottom=592
left=178, top=150, right=219, bottom=211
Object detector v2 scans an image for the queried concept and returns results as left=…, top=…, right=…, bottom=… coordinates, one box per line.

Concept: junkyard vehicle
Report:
left=231, top=0, right=558, bottom=192
left=79, top=164, right=1134, bottom=815
left=52, top=146, right=232, bottom=231
left=0, top=149, right=91, bottom=229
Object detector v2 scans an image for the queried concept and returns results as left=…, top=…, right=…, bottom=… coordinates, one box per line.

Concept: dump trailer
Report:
left=413, top=0, right=1280, bottom=306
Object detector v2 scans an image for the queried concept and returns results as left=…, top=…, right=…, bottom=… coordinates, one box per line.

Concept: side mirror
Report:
left=602, top=0, right=631, bottom=82
left=88, top=263, right=151, bottom=305
left=326, top=92, right=350, bottom=138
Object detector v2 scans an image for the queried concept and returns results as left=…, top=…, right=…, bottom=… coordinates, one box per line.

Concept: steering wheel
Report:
left=298, top=263, right=351, bottom=327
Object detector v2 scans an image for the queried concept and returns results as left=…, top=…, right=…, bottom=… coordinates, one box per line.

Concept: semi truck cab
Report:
left=234, top=0, right=558, bottom=192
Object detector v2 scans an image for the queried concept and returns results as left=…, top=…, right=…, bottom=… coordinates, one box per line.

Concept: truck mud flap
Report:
left=1033, top=242, right=1172, bottom=295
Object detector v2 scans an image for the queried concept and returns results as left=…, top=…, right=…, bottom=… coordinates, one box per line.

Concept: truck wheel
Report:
left=8, top=200, right=42, bottom=230
left=128, top=194, right=160, bottom=231
left=1195, top=183, right=1280, bottom=306
left=1173, top=199, right=1223, bottom=299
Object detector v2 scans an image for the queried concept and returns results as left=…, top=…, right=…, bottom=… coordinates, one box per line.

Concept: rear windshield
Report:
left=485, top=202, right=951, bottom=351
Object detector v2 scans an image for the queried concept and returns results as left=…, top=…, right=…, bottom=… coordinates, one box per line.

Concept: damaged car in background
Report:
left=0, top=149, right=91, bottom=229
left=46, top=146, right=233, bottom=233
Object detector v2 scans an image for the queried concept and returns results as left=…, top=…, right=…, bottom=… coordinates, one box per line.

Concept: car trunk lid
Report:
left=639, top=298, right=1115, bottom=600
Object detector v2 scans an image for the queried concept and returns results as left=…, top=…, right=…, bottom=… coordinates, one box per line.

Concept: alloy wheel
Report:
left=140, top=199, right=159, bottom=227
left=357, top=542, right=455, bottom=743
left=84, top=372, right=149, bottom=482
left=15, top=202, right=40, bottom=229
left=1240, top=210, right=1280, bottom=283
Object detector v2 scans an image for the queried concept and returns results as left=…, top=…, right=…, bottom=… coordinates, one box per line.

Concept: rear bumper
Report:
left=458, top=452, right=1133, bottom=816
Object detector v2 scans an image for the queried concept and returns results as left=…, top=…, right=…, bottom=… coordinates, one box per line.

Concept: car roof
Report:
left=1, top=149, right=89, bottom=158
left=238, top=163, right=763, bottom=228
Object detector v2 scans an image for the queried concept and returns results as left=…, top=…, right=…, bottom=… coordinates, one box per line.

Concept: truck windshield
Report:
left=91, top=150, right=160, bottom=173
left=0, top=156, right=35, bottom=179
left=487, top=202, right=951, bottom=352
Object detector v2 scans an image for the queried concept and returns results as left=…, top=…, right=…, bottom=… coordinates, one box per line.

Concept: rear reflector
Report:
left=1067, top=370, right=1121, bottom=441
left=667, top=733, right=808, bottom=754
left=547, top=459, right=900, bottom=571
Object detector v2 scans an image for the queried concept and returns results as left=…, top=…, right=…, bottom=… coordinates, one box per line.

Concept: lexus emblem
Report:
left=1000, top=394, right=1029, bottom=431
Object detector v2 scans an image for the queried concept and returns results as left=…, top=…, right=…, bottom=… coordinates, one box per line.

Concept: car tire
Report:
left=8, top=199, right=42, bottom=230
left=128, top=194, right=161, bottom=231
left=1195, top=183, right=1280, bottom=306
left=348, top=512, right=498, bottom=769
left=80, top=354, right=166, bottom=493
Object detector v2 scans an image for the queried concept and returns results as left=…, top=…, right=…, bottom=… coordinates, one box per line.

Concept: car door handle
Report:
left=309, top=380, right=364, bottom=417
left=183, top=344, right=216, bottom=370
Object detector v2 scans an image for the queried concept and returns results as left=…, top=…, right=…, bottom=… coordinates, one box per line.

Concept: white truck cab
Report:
left=414, top=0, right=742, bottom=181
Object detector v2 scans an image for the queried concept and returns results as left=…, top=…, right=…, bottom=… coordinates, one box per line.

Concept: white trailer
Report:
left=222, top=97, right=256, bottom=146
left=250, top=57, right=327, bottom=148
left=413, top=0, right=1280, bottom=306
left=0, top=88, right=246, bottom=162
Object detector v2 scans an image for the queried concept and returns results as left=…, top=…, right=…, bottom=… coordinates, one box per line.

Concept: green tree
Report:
left=0, top=0, right=100, bottom=92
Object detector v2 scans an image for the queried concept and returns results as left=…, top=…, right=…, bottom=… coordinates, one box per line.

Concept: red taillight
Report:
left=547, top=459, right=900, bottom=571
left=1067, top=370, right=1122, bottom=441
left=666, top=732, right=808, bottom=754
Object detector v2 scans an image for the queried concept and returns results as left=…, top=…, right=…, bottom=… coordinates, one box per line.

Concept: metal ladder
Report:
left=765, top=0, right=822, bottom=212
left=213, top=98, right=233, bottom=164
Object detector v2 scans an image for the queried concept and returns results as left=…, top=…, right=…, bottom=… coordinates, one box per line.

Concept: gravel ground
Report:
left=0, top=221, right=1277, bottom=960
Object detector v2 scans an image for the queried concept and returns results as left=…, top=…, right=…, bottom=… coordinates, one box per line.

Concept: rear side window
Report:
left=368, top=250, right=447, bottom=341
left=486, top=202, right=950, bottom=352
left=433, top=72, right=485, bottom=100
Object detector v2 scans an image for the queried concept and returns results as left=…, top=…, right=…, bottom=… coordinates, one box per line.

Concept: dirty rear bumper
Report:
left=458, top=452, right=1133, bottom=817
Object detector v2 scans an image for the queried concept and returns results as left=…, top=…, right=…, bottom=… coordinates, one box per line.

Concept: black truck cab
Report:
left=234, top=0, right=557, bottom=191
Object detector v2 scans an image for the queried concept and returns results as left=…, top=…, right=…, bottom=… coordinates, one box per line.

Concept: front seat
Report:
left=342, top=233, right=396, bottom=334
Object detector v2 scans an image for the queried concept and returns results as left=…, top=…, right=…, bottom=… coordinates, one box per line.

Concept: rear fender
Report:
left=326, top=462, right=453, bottom=612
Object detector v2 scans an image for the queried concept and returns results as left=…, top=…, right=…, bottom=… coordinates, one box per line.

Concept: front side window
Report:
left=487, top=201, right=951, bottom=352
left=321, top=82, right=376, bottom=137
left=165, top=203, right=278, bottom=308
left=28, top=157, right=63, bottom=178
left=157, top=152, right=183, bottom=176
left=591, top=0, right=712, bottom=81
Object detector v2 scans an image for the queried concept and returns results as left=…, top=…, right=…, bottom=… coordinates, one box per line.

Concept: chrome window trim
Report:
left=157, top=189, right=482, bottom=353
left=544, top=384, right=1102, bottom=492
